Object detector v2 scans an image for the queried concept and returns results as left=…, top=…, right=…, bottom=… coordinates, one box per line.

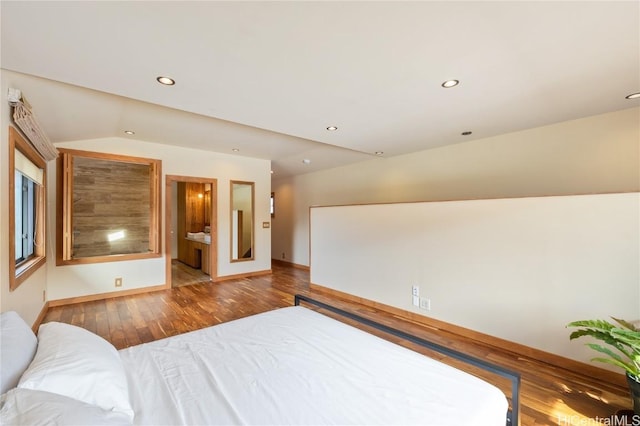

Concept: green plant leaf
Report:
left=567, top=319, right=615, bottom=331
left=612, top=317, right=639, bottom=332
left=568, top=317, right=640, bottom=377
left=590, top=357, right=636, bottom=376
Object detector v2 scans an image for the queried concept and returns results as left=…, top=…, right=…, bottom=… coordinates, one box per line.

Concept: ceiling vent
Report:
left=8, top=88, right=58, bottom=161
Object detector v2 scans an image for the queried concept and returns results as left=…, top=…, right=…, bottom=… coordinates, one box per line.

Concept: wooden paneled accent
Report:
left=185, top=182, right=205, bottom=232
left=71, top=157, right=151, bottom=257
left=42, top=263, right=632, bottom=425
left=56, top=148, right=162, bottom=265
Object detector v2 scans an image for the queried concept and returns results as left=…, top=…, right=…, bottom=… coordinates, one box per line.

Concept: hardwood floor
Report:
left=171, top=258, right=211, bottom=287
left=42, top=262, right=632, bottom=426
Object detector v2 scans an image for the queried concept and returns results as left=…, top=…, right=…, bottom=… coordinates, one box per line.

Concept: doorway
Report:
left=165, top=175, right=218, bottom=287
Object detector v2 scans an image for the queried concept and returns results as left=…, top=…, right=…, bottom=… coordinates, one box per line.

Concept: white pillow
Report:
left=0, top=311, right=38, bottom=394
left=0, top=387, right=132, bottom=426
left=17, top=322, right=134, bottom=420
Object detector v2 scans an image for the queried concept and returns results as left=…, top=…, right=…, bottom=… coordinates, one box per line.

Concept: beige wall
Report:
left=272, top=107, right=640, bottom=267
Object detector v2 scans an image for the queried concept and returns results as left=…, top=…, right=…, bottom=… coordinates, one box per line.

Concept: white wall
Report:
left=1, top=73, right=48, bottom=325
left=272, top=107, right=640, bottom=267
left=48, top=138, right=271, bottom=300
left=310, top=193, right=640, bottom=365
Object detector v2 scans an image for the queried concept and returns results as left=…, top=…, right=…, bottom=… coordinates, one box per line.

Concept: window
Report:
left=57, top=149, right=161, bottom=265
left=15, top=171, right=37, bottom=262
left=9, top=126, right=47, bottom=290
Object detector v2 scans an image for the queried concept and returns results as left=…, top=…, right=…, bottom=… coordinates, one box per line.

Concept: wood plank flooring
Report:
left=171, top=259, right=211, bottom=287
left=42, top=262, right=632, bottom=426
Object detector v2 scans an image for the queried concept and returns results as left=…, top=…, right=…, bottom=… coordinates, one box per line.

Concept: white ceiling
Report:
left=1, top=1, right=639, bottom=177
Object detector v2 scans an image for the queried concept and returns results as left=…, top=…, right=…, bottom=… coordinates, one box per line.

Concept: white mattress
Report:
left=119, top=306, right=507, bottom=425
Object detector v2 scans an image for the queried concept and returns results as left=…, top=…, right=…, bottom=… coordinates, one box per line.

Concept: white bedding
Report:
left=119, top=306, right=507, bottom=425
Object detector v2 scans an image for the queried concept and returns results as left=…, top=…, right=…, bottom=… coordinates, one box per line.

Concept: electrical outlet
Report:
left=419, top=297, right=431, bottom=311
left=115, top=277, right=123, bottom=287
left=412, top=285, right=419, bottom=297
left=282, top=252, right=285, bottom=259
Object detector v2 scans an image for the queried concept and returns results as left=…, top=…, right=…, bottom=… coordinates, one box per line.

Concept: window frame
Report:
left=56, top=148, right=162, bottom=265
left=9, top=126, right=47, bottom=291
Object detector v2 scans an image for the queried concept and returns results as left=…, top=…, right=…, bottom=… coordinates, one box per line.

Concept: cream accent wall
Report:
left=1, top=73, right=48, bottom=325
left=309, top=193, right=639, bottom=366
left=48, top=138, right=271, bottom=301
left=272, top=107, right=640, bottom=267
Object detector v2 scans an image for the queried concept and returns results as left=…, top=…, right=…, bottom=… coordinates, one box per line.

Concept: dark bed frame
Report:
left=294, top=294, right=521, bottom=426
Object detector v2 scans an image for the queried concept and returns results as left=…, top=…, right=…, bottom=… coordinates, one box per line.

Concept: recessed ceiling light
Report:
left=461, top=131, right=472, bottom=136
left=232, top=148, right=240, bottom=152
left=441, top=79, right=460, bottom=88
left=156, top=76, right=175, bottom=86
left=626, top=92, right=640, bottom=100
left=375, top=151, right=384, bottom=156
left=124, top=130, right=135, bottom=135
left=326, top=126, right=338, bottom=131
left=302, top=159, right=311, bottom=164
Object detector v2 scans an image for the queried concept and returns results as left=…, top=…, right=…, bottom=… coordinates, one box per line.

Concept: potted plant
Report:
left=567, top=318, right=640, bottom=415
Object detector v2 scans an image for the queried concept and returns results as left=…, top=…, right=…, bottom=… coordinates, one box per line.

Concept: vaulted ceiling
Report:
left=2, top=1, right=639, bottom=177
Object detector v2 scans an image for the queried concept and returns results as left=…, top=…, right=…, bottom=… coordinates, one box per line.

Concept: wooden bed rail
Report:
left=294, top=294, right=521, bottom=426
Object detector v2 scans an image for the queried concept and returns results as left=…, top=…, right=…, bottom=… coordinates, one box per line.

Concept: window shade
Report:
left=15, top=149, right=44, bottom=185
left=11, top=97, right=58, bottom=162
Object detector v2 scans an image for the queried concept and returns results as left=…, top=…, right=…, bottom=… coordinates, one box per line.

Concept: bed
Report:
left=0, top=295, right=520, bottom=426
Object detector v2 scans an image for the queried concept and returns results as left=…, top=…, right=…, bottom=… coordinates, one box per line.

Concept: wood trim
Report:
left=48, top=284, right=168, bottom=308
left=272, top=259, right=310, bottom=271
left=56, top=148, right=159, bottom=165
left=31, top=301, right=50, bottom=333
left=310, top=283, right=627, bottom=388
left=308, top=191, right=640, bottom=210
left=62, top=152, right=74, bottom=261
left=214, top=269, right=272, bottom=282
left=150, top=160, right=162, bottom=254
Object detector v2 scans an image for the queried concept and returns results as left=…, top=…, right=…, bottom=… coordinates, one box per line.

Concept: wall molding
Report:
left=310, top=283, right=627, bottom=389
left=272, top=259, right=310, bottom=271
left=214, top=269, right=272, bottom=282
left=48, top=284, right=168, bottom=308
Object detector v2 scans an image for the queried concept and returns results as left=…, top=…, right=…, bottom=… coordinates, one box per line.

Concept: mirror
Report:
left=230, top=181, right=254, bottom=261
left=57, top=148, right=161, bottom=265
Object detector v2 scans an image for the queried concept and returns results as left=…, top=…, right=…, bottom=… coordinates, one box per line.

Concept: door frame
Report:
left=165, top=175, right=218, bottom=287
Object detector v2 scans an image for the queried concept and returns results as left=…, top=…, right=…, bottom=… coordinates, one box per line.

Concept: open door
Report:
left=165, top=175, right=217, bottom=287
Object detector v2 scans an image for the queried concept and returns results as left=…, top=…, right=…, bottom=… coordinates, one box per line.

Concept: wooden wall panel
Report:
left=72, top=157, right=150, bottom=258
